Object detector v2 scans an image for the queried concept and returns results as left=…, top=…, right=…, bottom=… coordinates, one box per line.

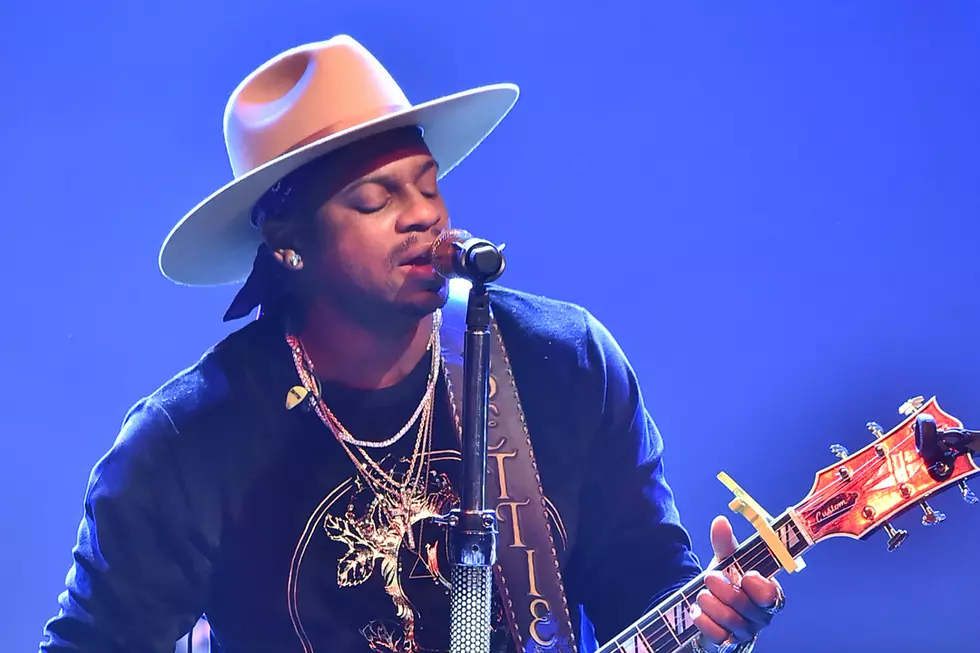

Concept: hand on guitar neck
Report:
left=688, top=516, right=784, bottom=653
left=597, top=396, right=978, bottom=653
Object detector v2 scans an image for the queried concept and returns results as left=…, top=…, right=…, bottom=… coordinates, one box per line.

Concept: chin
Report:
left=398, top=283, right=449, bottom=317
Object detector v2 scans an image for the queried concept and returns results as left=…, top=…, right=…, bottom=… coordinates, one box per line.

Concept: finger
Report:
left=710, top=516, right=738, bottom=561
left=704, top=571, right=770, bottom=627
left=696, top=589, right=754, bottom=642
left=688, top=602, right=729, bottom=645
left=741, top=572, right=781, bottom=611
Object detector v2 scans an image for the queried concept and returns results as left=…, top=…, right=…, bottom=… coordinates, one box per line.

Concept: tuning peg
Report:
left=960, top=480, right=978, bottom=505
left=882, top=522, right=908, bottom=551
left=866, top=422, right=885, bottom=439
left=899, top=396, right=925, bottom=416
left=830, top=444, right=849, bottom=459
left=918, top=501, right=946, bottom=526
left=897, top=482, right=947, bottom=526
left=862, top=506, right=908, bottom=551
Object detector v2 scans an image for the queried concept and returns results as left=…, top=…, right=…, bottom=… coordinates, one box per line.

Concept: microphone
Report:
left=430, top=229, right=506, bottom=283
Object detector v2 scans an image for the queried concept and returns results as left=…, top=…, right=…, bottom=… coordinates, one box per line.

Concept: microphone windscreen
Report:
left=431, top=229, right=473, bottom=278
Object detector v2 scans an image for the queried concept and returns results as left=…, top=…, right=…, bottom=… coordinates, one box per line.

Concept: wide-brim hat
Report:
left=159, top=35, right=519, bottom=287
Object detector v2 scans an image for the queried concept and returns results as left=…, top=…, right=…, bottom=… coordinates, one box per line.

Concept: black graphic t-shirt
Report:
left=40, top=287, right=702, bottom=653
left=284, top=349, right=511, bottom=653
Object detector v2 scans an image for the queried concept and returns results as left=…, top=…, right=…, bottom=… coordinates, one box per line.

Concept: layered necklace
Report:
left=285, top=311, right=444, bottom=520
left=285, top=312, right=449, bottom=646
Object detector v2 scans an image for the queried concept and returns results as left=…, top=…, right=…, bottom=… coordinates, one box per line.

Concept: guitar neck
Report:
left=597, top=511, right=811, bottom=653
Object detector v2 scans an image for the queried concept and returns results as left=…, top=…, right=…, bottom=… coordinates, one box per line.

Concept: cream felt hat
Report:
left=158, top=35, right=519, bottom=286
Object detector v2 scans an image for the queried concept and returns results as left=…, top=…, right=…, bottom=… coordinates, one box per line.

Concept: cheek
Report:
left=438, top=199, right=451, bottom=228
left=314, top=218, right=396, bottom=279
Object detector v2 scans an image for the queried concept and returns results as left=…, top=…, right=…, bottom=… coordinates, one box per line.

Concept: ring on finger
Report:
left=692, top=633, right=741, bottom=653
left=762, top=583, right=786, bottom=617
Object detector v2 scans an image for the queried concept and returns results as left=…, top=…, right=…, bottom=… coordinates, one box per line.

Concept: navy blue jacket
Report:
left=40, top=287, right=701, bottom=653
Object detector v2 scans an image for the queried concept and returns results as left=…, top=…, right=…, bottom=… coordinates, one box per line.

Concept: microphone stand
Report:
left=442, top=236, right=507, bottom=653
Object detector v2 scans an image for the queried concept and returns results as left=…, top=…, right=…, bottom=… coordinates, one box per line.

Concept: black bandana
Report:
left=222, top=244, right=289, bottom=322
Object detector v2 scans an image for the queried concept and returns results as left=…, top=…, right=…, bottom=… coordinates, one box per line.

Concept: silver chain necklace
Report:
left=286, top=310, right=443, bottom=449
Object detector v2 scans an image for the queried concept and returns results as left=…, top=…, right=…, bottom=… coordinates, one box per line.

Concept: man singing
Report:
left=40, top=36, right=783, bottom=653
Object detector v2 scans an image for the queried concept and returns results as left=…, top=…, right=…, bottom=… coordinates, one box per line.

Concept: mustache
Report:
left=389, top=231, right=438, bottom=265
left=392, top=234, right=422, bottom=259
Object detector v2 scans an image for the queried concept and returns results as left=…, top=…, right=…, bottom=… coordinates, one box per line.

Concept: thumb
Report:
left=709, top=515, right=738, bottom=565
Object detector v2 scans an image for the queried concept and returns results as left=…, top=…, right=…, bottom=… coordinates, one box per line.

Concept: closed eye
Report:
left=416, top=159, right=440, bottom=198
left=346, top=183, right=391, bottom=213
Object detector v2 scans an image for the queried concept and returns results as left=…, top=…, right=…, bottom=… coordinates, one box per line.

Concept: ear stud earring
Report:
left=278, top=250, right=303, bottom=270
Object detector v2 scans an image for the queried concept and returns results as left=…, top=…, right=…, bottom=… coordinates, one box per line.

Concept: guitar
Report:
left=597, top=395, right=979, bottom=653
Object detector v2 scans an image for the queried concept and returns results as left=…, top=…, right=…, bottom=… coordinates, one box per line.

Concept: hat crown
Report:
left=223, top=35, right=411, bottom=178
left=159, top=35, right=518, bottom=288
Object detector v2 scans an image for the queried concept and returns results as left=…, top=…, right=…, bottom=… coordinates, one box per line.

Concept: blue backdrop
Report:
left=2, top=2, right=978, bottom=651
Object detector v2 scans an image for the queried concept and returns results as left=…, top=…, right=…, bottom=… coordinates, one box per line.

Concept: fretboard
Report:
left=596, top=511, right=810, bottom=653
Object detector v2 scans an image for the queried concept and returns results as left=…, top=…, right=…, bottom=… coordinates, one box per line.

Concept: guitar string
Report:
left=616, top=429, right=929, bottom=653
left=795, top=431, right=920, bottom=514
left=612, top=526, right=791, bottom=652
left=607, top=427, right=944, bottom=652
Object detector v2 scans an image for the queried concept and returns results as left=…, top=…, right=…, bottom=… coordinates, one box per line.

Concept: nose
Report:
left=396, top=187, right=444, bottom=234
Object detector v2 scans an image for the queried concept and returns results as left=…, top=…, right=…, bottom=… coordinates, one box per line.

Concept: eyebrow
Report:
left=415, top=158, right=439, bottom=180
left=345, top=157, right=439, bottom=192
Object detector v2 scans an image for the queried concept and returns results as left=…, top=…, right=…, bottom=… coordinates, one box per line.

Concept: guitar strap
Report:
left=439, top=280, right=578, bottom=653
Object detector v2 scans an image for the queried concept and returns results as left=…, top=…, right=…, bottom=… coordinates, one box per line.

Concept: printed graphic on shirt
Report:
left=287, top=447, right=566, bottom=653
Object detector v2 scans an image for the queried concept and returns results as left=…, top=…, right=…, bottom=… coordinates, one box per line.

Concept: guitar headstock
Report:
left=795, top=396, right=979, bottom=549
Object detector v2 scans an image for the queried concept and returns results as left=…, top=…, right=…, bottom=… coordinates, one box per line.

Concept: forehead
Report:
left=251, top=127, right=435, bottom=226
left=307, top=127, right=434, bottom=195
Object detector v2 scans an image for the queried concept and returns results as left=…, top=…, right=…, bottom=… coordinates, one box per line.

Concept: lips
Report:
left=400, top=244, right=436, bottom=267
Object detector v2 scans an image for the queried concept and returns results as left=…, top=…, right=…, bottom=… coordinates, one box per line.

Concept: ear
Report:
left=258, top=219, right=302, bottom=269
left=260, top=218, right=297, bottom=253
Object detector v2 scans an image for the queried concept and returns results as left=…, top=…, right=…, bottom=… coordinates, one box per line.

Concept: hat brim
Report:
left=158, top=83, right=519, bottom=287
